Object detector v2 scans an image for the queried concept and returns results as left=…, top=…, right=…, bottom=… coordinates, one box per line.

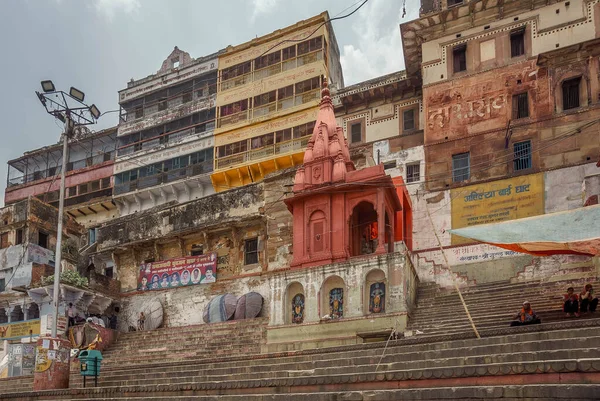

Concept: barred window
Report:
left=452, top=152, right=470, bottom=182
left=513, top=141, right=532, bottom=171
left=562, top=77, right=581, bottom=110
left=406, top=163, right=420, bottom=183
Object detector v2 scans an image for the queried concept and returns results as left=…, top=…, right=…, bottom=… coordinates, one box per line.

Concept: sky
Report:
left=0, top=0, right=419, bottom=206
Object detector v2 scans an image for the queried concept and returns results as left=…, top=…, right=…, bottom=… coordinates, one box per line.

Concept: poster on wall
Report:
left=0, top=319, right=41, bottom=341
left=450, top=173, right=544, bottom=245
left=137, top=252, right=217, bottom=291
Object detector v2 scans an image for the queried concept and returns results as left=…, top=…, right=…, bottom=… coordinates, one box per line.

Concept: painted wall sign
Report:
left=0, top=319, right=40, bottom=341
left=137, top=252, right=217, bottom=291
left=450, top=173, right=545, bottom=245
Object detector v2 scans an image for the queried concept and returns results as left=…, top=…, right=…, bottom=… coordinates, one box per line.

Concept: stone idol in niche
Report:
left=292, top=293, right=305, bottom=324
left=329, top=288, right=343, bottom=319
left=369, top=282, right=385, bottom=314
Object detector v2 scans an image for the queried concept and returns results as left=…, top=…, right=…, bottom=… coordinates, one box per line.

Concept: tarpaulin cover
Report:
left=448, top=205, right=600, bottom=256
left=233, top=292, right=264, bottom=320
left=203, top=294, right=238, bottom=323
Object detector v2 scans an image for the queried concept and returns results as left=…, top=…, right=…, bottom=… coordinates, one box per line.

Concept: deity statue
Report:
left=369, top=282, right=385, bottom=314
left=329, top=288, right=344, bottom=319
left=292, top=294, right=305, bottom=324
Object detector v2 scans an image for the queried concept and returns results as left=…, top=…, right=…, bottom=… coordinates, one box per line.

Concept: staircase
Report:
left=1, top=280, right=599, bottom=400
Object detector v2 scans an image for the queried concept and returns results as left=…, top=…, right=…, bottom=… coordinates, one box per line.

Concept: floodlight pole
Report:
left=51, top=113, right=71, bottom=338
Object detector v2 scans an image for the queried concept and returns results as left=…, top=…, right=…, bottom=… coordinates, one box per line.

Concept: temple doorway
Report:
left=350, top=201, right=378, bottom=256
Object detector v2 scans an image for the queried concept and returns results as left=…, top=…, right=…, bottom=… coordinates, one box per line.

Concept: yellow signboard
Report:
left=450, top=173, right=545, bottom=245
left=0, top=319, right=41, bottom=341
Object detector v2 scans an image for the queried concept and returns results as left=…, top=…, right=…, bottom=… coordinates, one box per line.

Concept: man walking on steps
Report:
left=510, top=301, right=541, bottom=326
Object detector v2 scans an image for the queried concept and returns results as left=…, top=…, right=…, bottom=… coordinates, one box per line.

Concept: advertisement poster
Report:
left=137, top=252, right=217, bottom=291
left=451, top=173, right=544, bottom=245
left=0, top=319, right=40, bottom=341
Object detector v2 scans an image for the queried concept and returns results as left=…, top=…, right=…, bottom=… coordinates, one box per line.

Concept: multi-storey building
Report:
left=113, top=47, right=221, bottom=215
left=5, top=127, right=118, bottom=230
left=210, top=12, right=344, bottom=191
left=398, top=0, right=600, bottom=286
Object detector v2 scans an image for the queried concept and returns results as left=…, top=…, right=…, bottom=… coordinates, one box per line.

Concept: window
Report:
left=0, top=278, right=5, bottom=292
left=453, top=45, right=467, bottom=73
left=90, top=180, right=100, bottom=192
left=16, top=229, right=23, bottom=245
left=101, top=177, right=111, bottom=188
left=452, top=153, right=470, bottom=182
left=38, top=232, right=49, bottom=249
left=406, top=163, right=420, bottom=183
left=104, top=266, right=114, bottom=278
left=244, top=238, right=259, bottom=265
left=513, top=141, right=532, bottom=171
left=172, top=60, right=180, bottom=69
left=562, top=77, right=581, bottom=110
left=89, top=228, right=97, bottom=245
left=512, top=92, right=529, bottom=119
left=403, top=109, right=415, bottom=131
left=190, top=245, right=203, bottom=256
left=78, top=183, right=89, bottom=195
left=350, top=122, right=362, bottom=144
left=448, top=0, right=463, bottom=6
left=0, top=233, right=8, bottom=249
left=510, top=29, right=525, bottom=57
left=383, top=160, right=397, bottom=170
left=67, top=186, right=77, bottom=197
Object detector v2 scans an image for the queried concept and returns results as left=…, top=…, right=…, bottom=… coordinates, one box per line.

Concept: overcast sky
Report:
left=0, top=0, right=419, bottom=206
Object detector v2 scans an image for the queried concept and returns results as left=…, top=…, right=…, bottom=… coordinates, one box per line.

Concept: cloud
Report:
left=94, top=0, right=140, bottom=21
left=340, top=0, right=418, bottom=85
left=250, top=0, right=279, bottom=22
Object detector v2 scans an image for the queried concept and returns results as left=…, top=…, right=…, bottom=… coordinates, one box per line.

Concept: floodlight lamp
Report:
left=41, top=80, right=55, bottom=93
left=89, top=104, right=101, bottom=120
left=69, top=87, right=85, bottom=102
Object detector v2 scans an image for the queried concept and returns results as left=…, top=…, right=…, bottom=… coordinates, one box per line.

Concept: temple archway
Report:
left=27, top=303, right=40, bottom=319
left=350, top=201, right=378, bottom=256
left=10, top=305, right=24, bottom=322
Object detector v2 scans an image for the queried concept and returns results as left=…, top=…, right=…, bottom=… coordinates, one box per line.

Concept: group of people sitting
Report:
left=510, top=284, right=597, bottom=327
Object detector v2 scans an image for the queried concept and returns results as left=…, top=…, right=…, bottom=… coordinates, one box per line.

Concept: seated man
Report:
left=580, top=284, right=598, bottom=313
left=510, top=301, right=541, bottom=326
left=563, top=287, right=579, bottom=317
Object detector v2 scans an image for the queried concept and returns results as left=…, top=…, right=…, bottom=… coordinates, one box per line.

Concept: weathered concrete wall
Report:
left=263, top=168, right=295, bottom=271
left=97, top=184, right=263, bottom=252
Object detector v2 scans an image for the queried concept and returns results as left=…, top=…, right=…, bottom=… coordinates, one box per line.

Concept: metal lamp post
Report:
left=36, top=81, right=101, bottom=337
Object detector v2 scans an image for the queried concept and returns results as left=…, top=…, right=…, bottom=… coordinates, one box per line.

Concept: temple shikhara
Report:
left=1, top=1, right=600, bottom=399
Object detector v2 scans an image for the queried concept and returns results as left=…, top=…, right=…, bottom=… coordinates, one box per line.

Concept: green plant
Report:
left=41, top=269, right=89, bottom=288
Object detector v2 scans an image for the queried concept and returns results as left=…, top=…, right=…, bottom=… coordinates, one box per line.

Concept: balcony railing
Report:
left=217, top=89, right=320, bottom=129
left=114, top=161, right=213, bottom=195
left=215, top=135, right=310, bottom=170
left=219, top=49, right=324, bottom=92
left=7, top=152, right=114, bottom=188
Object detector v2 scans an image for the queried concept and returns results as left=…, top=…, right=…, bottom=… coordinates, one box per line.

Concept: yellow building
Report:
left=211, top=12, right=344, bottom=191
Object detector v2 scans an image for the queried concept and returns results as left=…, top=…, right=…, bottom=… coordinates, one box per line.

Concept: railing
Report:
left=120, top=87, right=216, bottom=123
left=114, top=161, right=213, bottom=195
left=218, top=49, right=324, bottom=92
left=215, top=135, right=310, bottom=169
left=7, top=152, right=114, bottom=188
left=217, top=89, right=320, bottom=129
left=117, top=122, right=215, bottom=157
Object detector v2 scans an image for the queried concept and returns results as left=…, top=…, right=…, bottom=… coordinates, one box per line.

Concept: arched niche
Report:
left=364, top=268, right=387, bottom=315
left=27, top=303, right=40, bottom=319
left=10, top=305, right=24, bottom=322
left=0, top=308, right=7, bottom=324
left=286, top=281, right=305, bottom=324
left=349, top=201, right=378, bottom=256
left=320, top=275, right=345, bottom=319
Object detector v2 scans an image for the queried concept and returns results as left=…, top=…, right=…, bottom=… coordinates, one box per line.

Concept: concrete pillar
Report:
left=7, top=306, right=14, bottom=323
left=33, top=337, right=71, bottom=390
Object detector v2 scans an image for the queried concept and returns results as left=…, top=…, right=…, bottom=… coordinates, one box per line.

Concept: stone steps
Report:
left=25, top=385, right=600, bottom=400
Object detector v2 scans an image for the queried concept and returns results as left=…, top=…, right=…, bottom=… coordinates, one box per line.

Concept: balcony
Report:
left=215, top=135, right=310, bottom=170
left=217, top=88, right=320, bottom=129
left=219, top=49, right=324, bottom=92
left=114, top=161, right=213, bottom=196
left=7, top=152, right=114, bottom=188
